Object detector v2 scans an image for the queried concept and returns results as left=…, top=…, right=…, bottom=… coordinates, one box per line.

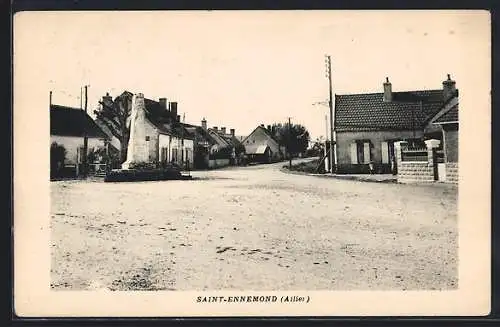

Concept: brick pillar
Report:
left=394, top=141, right=406, bottom=182
left=424, top=139, right=441, bottom=167
left=394, top=141, right=406, bottom=167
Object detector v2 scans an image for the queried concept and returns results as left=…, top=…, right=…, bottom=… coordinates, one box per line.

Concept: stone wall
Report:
left=443, top=128, right=458, bottom=163
left=394, top=140, right=437, bottom=183
left=397, top=162, right=434, bottom=183
left=445, top=162, right=459, bottom=183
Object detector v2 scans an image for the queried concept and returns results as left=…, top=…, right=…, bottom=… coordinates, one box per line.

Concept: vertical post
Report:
left=49, top=91, right=52, bottom=107
left=325, top=55, right=335, bottom=173
left=324, top=114, right=329, bottom=172
left=82, top=85, right=88, bottom=177
left=288, top=117, right=292, bottom=169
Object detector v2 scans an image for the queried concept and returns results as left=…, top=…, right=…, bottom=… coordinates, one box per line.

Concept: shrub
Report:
left=50, top=142, right=67, bottom=178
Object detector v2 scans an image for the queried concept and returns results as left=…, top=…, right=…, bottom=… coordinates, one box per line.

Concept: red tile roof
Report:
left=335, top=90, right=450, bottom=132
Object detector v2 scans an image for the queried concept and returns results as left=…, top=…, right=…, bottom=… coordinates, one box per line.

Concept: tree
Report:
left=267, top=122, right=310, bottom=156
left=93, top=92, right=133, bottom=163
left=50, top=142, right=66, bottom=178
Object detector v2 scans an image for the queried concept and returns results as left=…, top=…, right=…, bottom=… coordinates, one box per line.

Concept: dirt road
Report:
left=51, top=161, right=457, bottom=291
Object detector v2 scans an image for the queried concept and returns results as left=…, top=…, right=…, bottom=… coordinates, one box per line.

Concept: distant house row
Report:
left=50, top=90, right=287, bottom=177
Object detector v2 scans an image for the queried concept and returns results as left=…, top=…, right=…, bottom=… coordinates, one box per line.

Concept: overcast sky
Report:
left=14, top=10, right=490, bottom=140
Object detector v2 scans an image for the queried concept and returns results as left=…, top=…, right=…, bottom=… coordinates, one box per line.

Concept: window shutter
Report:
left=363, top=142, right=371, bottom=163
left=350, top=143, right=358, bottom=164
left=381, top=141, right=389, bottom=164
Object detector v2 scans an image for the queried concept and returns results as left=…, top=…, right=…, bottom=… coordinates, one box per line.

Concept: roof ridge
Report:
left=336, top=89, right=443, bottom=97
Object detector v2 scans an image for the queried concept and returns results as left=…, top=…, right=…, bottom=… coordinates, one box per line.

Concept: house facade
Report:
left=334, top=75, right=458, bottom=174
left=242, top=125, right=283, bottom=163
left=50, top=104, right=109, bottom=177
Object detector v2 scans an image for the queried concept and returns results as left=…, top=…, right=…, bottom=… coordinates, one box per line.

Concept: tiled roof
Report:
left=335, top=90, right=448, bottom=131
left=242, top=125, right=280, bottom=146
left=50, top=105, right=108, bottom=138
left=433, top=104, right=458, bottom=124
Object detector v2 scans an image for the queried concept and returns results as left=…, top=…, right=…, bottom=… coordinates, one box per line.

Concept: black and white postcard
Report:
left=13, top=10, right=491, bottom=317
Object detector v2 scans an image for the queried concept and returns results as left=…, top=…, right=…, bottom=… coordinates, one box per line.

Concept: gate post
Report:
left=424, top=139, right=441, bottom=181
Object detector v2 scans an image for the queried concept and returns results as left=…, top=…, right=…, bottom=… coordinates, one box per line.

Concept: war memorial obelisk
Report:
left=121, top=93, right=149, bottom=170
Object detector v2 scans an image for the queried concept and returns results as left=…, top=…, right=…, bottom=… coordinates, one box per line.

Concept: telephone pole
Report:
left=82, top=85, right=89, bottom=177
left=325, top=55, right=335, bottom=173
left=287, top=117, right=292, bottom=169
left=49, top=91, right=52, bottom=107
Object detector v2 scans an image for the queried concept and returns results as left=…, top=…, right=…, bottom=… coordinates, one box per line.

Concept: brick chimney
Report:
left=383, top=77, right=392, bottom=102
left=201, top=118, right=207, bottom=130
left=102, top=92, right=113, bottom=108
left=170, top=102, right=178, bottom=117
left=230, top=128, right=235, bottom=136
left=221, top=127, right=226, bottom=134
left=213, top=126, right=218, bottom=132
left=442, top=74, right=457, bottom=101
left=159, top=98, right=168, bottom=111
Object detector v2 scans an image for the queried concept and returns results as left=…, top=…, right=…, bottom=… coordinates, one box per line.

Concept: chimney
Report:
left=230, top=128, right=235, bottom=136
left=201, top=117, right=207, bottom=130
left=260, top=124, right=265, bottom=128
left=442, top=74, right=457, bottom=101
left=159, top=98, right=167, bottom=111
left=213, top=126, right=218, bottom=132
left=102, top=92, right=113, bottom=107
left=221, top=127, right=226, bottom=134
left=383, top=77, right=392, bottom=102
left=170, top=101, right=178, bottom=117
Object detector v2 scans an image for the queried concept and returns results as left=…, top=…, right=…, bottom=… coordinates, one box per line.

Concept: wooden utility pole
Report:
left=288, top=117, right=292, bottom=169
left=49, top=91, right=52, bottom=107
left=325, top=55, right=335, bottom=173
left=324, top=114, right=329, bottom=172
left=82, top=85, right=89, bottom=177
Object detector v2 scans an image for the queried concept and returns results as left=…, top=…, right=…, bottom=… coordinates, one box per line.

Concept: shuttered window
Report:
left=350, top=143, right=358, bottom=164
left=363, top=142, right=371, bottom=164
left=381, top=141, right=389, bottom=164
left=351, top=141, right=371, bottom=164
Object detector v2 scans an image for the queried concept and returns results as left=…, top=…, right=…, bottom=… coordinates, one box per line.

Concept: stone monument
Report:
left=121, top=93, right=149, bottom=169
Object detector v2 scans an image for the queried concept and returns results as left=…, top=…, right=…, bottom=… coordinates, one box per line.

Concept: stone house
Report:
left=181, top=119, right=243, bottom=169
left=334, top=75, right=458, bottom=174
left=98, top=91, right=195, bottom=170
left=50, top=104, right=109, bottom=176
left=242, top=124, right=283, bottom=163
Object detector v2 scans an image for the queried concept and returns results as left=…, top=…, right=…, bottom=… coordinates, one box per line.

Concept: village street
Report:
left=51, top=159, right=458, bottom=291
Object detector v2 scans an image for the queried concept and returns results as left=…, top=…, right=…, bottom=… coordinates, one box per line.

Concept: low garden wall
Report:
left=396, top=162, right=434, bottom=183
left=445, top=162, right=459, bottom=184
left=395, top=140, right=436, bottom=184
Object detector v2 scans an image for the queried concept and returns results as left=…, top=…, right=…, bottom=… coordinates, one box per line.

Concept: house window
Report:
left=357, top=142, right=365, bottom=164
left=145, top=136, right=150, bottom=141
left=350, top=141, right=371, bottom=164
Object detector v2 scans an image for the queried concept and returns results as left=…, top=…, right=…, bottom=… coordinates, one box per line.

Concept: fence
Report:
left=400, top=145, right=428, bottom=162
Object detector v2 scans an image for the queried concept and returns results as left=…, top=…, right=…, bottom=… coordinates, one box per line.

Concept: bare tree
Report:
left=94, top=92, right=133, bottom=163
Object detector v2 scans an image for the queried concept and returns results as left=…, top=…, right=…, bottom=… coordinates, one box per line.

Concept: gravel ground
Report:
left=51, top=160, right=458, bottom=291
